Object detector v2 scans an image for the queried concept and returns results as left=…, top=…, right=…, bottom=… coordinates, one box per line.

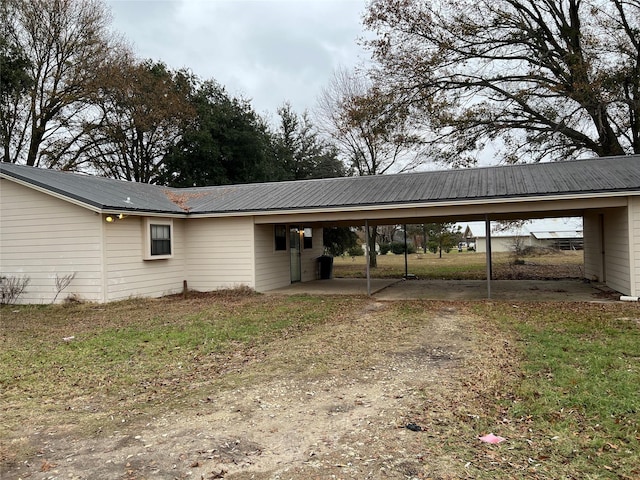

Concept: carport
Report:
left=252, top=156, right=640, bottom=298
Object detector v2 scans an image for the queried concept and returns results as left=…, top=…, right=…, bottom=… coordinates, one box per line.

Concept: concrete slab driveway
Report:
left=375, top=278, right=617, bottom=302
left=267, top=278, right=619, bottom=302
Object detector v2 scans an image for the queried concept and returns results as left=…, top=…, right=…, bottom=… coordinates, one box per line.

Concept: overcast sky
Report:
left=106, top=0, right=370, bottom=123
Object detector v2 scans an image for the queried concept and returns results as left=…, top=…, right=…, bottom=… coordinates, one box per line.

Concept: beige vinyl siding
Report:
left=104, top=217, right=186, bottom=301
left=602, top=207, right=631, bottom=295
left=253, top=224, right=324, bottom=291
left=185, top=217, right=255, bottom=291
left=629, top=197, right=640, bottom=296
left=0, top=179, right=103, bottom=303
left=583, top=212, right=604, bottom=282
left=254, top=224, right=291, bottom=292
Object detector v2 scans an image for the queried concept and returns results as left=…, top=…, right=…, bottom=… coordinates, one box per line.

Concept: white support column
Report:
left=365, top=220, right=371, bottom=296
left=628, top=197, right=638, bottom=297
left=485, top=215, right=492, bottom=299
left=404, top=224, right=409, bottom=278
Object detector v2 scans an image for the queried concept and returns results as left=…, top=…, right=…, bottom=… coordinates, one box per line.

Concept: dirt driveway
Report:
left=5, top=301, right=502, bottom=480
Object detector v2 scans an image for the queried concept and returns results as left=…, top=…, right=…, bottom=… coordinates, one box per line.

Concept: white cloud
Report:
left=107, top=0, right=368, bottom=118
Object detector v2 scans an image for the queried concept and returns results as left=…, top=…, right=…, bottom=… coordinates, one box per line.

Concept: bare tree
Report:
left=2, top=0, right=124, bottom=168
left=317, top=68, right=424, bottom=176
left=364, top=0, right=640, bottom=164
left=84, top=59, right=196, bottom=183
left=317, top=68, right=426, bottom=267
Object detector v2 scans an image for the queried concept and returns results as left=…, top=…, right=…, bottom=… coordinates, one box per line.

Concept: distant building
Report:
left=461, top=218, right=583, bottom=253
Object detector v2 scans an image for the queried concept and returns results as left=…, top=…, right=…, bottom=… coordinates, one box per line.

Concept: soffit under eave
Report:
left=249, top=194, right=632, bottom=226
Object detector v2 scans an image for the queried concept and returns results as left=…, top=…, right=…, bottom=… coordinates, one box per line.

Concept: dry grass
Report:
left=2, top=279, right=638, bottom=479
left=333, top=249, right=584, bottom=280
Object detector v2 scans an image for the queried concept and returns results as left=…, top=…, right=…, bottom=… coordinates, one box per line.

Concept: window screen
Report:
left=150, top=224, right=171, bottom=256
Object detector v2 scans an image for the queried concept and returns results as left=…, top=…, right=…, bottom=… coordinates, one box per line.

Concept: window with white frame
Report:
left=144, top=218, right=173, bottom=259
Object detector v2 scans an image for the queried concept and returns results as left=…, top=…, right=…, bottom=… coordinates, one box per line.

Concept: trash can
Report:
left=317, top=255, right=333, bottom=279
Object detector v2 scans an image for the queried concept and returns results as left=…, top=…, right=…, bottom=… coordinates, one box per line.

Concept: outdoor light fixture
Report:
left=105, top=213, right=126, bottom=223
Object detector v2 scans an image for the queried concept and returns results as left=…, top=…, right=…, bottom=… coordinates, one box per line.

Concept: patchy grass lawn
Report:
left=0, top=292, right=358, bottom=427
left=439, top=302, right=640, bottom=479
left=1, top=290, right=638, bottom=479
left=333, top=249, right=584, bottom=280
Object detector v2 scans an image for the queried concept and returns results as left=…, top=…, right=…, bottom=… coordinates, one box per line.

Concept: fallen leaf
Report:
left=41, top=460, right=56, bottom=472
left=208, top=467, right=227, bottom=479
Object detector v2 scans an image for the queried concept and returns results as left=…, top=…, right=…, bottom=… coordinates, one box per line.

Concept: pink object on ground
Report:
left=479, top=433, right=506, bottom=444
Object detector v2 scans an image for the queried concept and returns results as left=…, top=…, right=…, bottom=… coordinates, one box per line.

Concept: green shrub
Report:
left=389, top=242, right=416, bottom=255
left=346, top=245, right=364, bottom=256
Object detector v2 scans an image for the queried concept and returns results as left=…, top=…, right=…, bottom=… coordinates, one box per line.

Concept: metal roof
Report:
left=1, top=155, right=639, bottom=215
left=531, top=230, right=583, bottom=240
left=0, top=164, right=183, bottom=213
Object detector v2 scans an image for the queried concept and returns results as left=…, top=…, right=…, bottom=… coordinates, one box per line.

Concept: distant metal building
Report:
left=463, top=218, right=583, bottom=253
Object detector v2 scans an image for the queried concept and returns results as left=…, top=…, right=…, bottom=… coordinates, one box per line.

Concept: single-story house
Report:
left=1, top=155, right=639, bottom=303
left=462, top=218, right=583, bottom=253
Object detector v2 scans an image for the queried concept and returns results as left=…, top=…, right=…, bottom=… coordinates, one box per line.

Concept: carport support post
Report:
left=404, top=224, right=408, bottom=279
left=366, top=220, right=371, bottom=296
left=485, top=215, right=492, bottom=299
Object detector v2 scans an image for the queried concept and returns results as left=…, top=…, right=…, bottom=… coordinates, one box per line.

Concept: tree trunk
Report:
left=368, top=226, right=378, bottom=268
left=26, top=124, right=44, bottom=167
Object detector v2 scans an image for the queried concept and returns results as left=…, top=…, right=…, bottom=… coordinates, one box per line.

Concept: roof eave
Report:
left=1, top=171, right=187, bottom=217
left=186, top=189, right=640, bottom=218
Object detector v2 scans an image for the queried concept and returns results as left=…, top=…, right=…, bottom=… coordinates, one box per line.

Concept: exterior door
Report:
left=290, top=227, right=302, bottom=282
